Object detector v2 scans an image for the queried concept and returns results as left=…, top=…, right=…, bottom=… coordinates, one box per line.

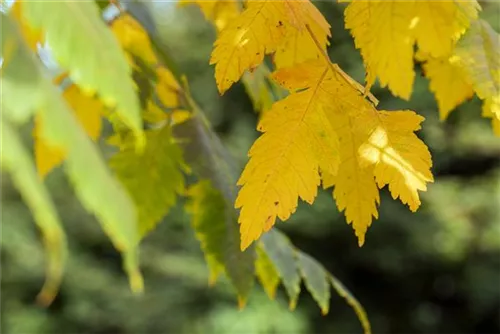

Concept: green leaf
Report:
left=1, top=14, right=143, bottom=294
left=297, top=251, right=330, bottom=315
left=1, top=14, right=44, bottom=123
left=455, top=19, right=500, bottom=100
left=174, top=113, right=256, bottom=306
left=109, top=126, right=188, bottom=237
left=186, top=180, right=230, bottom=285
left=22, top=1, right=144, bottom=143
left=260, top=230, right=301, bottom=310
left=0, top=119, right=67, bottom=306
left=255, top=243, right=281, bottom=299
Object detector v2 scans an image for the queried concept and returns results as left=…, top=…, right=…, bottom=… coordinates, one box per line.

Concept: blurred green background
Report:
left=2, top=2, right=500, bottom=333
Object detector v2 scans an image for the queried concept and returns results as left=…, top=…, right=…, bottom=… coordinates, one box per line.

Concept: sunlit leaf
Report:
left=1, top=14, right=143, bottom=293
left=22, top=1, right=144, bottom=143
left=210, top=0, right=330, bottom=94
left=343, top=0, right=479, bottom=99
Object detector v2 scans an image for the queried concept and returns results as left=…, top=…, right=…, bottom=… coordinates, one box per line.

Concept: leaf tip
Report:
left=357, top=236, right=365, bottom=247
left=289, top=298, right=298, bottom=311
left=129, top=268, right=145, bottom=294
left=237, top=296, right=248, bottom=310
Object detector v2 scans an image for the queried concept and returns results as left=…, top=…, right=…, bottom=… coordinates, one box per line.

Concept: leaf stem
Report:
left=304, top=24, right=379, bottom=106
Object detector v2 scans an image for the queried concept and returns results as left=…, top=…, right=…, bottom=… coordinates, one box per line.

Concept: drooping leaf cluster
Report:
left=2, top=1, right=499, bottom=332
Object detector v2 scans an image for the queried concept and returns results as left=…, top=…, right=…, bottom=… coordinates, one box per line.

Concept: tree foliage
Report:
left=2, top=1, right=499, bottom=333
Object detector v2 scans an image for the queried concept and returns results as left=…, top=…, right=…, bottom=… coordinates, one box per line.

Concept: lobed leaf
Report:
left=343, top=0, right=480, bottom=99
left=210, top=0, right=330, bottom=94
left=238, top=59, right=433, bottom=248
left=1, top=13, right=45, bottom=124
left=236, top=61, right=341, bottom=250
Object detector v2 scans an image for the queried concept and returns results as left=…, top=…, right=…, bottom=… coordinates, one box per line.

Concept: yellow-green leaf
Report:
left=255, top=243, right=281, bottom=299
left=34, top=83, right=104, bottom=178
left=0, top=119, right=67, bottom=306
left=455, top=19, right=500, bottom=120
left=186, top=181, right=228, bottom=285
left=22, top=2, right=144, bottom=143
left=1, top=14, right=143, bottom=293
left=109, top=127, right=188, bottom=237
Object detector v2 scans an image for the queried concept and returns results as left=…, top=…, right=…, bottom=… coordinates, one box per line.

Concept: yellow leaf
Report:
left=110, top=13, right=158, bottom=66
left=325, top=112, right=380, bottom=246
left=343, top=0, right=479, bottom=99
left=360, top=111, right=434, bottom=212
left=34, top=84, right=103, bottom=178
left=210, top=0, right=330, bottom=94
left=236, top=61, right=341, bottom=251
left=413, top=1, right=480, bottom=57
left=157, top=67, right=182, bottom=108
left=237, top=60, right=433, bottom=248
left=180, top=0, right=240, bottom=32
left=420, top=53, right=474, bottom=120
left=273, top=2, right=331, bottom=68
